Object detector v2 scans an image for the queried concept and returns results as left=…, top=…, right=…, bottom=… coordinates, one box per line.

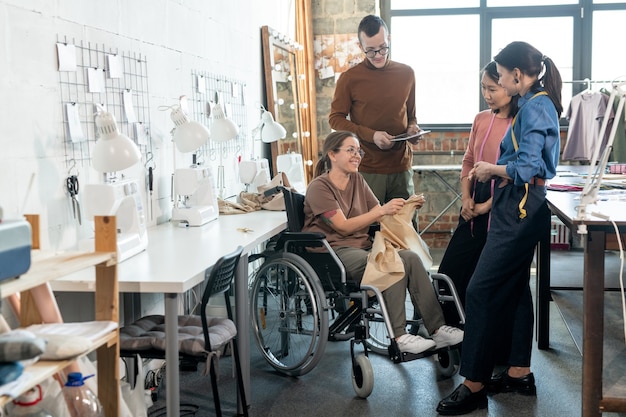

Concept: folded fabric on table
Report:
left=25, top=321, right=117, bottom=360
left=547, top=183, right=584, bottom=191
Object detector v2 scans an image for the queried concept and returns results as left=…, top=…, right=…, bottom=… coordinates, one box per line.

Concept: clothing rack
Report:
left=564, top=78, right=626, bottom=93
left=576, top=80, right=626, bottom=227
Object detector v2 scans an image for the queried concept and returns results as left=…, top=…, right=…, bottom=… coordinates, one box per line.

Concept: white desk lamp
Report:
left=169, top=101, right=219, bottom=226
left=210, top=102, right=239, bottom=198
left=239, top=107, right=286, bottom=193
left=259, top=108, right=287, bottom=144
left=253, top=107, right=306, bottom=193
left=83, top=106, right=148, bottom=262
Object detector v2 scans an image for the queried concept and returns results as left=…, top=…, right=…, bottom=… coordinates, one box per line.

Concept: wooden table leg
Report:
left=582, top=230, right=605, bottom=417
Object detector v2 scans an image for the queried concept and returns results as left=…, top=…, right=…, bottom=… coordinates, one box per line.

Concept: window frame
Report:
left=381, top=0, right=626, bottom=130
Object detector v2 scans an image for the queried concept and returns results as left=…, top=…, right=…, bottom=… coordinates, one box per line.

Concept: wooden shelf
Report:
left=0, top=251, right=115, bottom=298
left=0, top=330, right=117, bottom=407
left=0, top=215, right=120, bottom=416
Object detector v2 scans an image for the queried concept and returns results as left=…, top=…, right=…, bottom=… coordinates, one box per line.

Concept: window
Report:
left=383, top=1, right=626, bottom=126
left=488, top=0, right=577, bottom=5
left=592, top=9, right=626, bottom=91
left=491, top=16, right=574, bottom=115
left=390, top=0, right=479, bottom=9
left=392, top=15, right=480, bottom=124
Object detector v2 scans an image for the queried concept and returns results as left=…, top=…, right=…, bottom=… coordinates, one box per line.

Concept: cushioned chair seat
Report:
left=119, top=314, right=236, bottom=355
left=119, top=246, right=248, bottom=416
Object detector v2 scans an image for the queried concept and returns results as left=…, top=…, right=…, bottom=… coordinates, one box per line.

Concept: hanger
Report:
left=582, top=78, right=594, bottom=95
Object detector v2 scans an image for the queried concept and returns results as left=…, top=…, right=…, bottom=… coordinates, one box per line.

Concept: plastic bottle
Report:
left=9, top=385, right=54, bottom=416
left=59, top=373, right=104, bottom=417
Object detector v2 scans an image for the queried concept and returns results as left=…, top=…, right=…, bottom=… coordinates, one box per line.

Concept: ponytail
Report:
left=540, top=57, right=563, bottom=117
left=313, top=155, right=329, bottom=178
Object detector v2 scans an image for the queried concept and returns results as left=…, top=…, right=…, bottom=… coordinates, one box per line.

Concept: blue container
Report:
left=0, top=219, right=32, bottom=282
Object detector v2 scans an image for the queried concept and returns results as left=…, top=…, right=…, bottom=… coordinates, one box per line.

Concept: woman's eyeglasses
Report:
left=337, top=147, right=365, bottom=158
left=364, top=46, right=389, bottom=59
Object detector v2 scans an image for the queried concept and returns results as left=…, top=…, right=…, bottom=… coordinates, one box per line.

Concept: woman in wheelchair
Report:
left=302, top=130, right=464, bottom=355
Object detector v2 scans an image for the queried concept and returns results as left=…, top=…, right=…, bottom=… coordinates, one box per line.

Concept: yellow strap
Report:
left=510, top=91, right=548, bottom=219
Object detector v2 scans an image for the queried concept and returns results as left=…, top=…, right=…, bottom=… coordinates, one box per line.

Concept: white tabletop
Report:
left=51, top=210, right=287, bottom=294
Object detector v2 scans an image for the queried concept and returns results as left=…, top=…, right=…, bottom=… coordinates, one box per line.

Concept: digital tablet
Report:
left=391, top=130, right=431, bottom=142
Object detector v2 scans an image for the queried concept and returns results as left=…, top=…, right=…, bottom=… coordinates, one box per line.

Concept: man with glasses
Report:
left=329, top=14, right=421, bottom=211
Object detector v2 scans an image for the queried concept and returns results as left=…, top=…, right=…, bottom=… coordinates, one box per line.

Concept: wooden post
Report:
left=94, top=216, right=120, bottom=417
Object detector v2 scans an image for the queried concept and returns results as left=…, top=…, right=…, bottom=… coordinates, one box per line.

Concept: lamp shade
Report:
left=92, top=109, right=141, bottom=172
left=260, top=110, right=287, bottom=143
left=170, top=106, right=210, bottom=153
left=210, top=103, right=239, bottom=142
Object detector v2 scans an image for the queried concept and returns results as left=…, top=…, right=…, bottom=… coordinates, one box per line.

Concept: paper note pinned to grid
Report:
left=56, top=42, right=77, bottom=71
left=65, top=102, right=86, bottom=142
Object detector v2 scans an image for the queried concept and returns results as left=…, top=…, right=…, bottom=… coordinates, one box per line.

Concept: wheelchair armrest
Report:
left=368, top=223, right=380, bottom=237
left=263, top=185, right=283, bottom=198
left=275, top=231, right=326, bottom=251
left=284, top=231, right=326, bottom=241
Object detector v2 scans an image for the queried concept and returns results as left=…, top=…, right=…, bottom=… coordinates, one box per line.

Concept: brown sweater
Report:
left=329, top=59, right=417, bottom=174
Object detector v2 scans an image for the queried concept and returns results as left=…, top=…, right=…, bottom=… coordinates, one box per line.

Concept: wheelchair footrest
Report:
left=388, top=341, right=437, bottom=364
left=397, top=349, right=437, bottom=363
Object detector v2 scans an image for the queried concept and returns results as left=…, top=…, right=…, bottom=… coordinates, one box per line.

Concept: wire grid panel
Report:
left=190, top=70, right=248, bottom=165
left=57, top=35, right=153, bottom=171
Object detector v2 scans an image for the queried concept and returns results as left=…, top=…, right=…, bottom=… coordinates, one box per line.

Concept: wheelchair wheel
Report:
left=435, top=348, right=461, bottom=377
left=251, top=252, right=329, bottom=376
left=352, top=354, right=374, bottom=398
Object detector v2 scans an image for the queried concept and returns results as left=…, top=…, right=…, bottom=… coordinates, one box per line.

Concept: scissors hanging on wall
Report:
left=66, top=174, right=81, bottom=225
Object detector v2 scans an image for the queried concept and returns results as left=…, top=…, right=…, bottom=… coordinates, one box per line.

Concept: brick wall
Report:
left=413, top=131, right=469, bottom=248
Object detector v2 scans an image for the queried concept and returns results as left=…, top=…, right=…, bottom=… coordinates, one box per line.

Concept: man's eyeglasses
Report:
left=338, top=147, right=365, bottom=158
left=363, top=46, right=389, bottom=59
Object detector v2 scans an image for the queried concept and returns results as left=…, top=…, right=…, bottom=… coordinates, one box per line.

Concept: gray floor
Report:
left=148, top=248, right=626, bottom=417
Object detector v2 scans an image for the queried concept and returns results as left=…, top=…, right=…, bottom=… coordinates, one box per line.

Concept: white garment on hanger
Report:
left=562, top=91, right=614, bottom=161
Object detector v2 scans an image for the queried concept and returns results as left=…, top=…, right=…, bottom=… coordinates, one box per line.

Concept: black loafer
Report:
left=487, top=369, right=536, bottom=396
left=437, top=383, right=488, bottom=415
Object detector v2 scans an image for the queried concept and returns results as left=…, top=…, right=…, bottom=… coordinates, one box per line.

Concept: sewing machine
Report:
left=277, top=153, right=306, bottom=193
left=239, top=158, right=271, bottom=193
left=171, top=166, right=219, bottom=226
left=83, top=180, right=148, bottom=262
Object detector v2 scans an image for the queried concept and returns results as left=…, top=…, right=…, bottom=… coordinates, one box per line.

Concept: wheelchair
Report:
left=249, top=186, right=465, bottom=398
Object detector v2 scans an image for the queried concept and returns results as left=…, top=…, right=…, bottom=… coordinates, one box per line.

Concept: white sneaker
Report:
left=396, top=333, right=436, bottom=354
left=431, top=325, right=464, bottom=349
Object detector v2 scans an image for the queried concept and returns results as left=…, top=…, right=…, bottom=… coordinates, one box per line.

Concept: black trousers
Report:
left=459, top=179, right=550, bottom=383
left=438, top=180, right=491, bottom=325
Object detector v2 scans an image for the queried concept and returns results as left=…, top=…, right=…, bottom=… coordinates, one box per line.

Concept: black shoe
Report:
left=487, top=369, right=536, bottom=396
left=437, top=384, right=488, bottom=415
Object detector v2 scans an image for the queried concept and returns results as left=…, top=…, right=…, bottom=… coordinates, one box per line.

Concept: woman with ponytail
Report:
left=438, top=41, right=562, bottom=415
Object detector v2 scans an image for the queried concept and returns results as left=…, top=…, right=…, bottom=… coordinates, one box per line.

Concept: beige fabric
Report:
left=218, top=197, right=258, bottom=214
left=362, top=194, right=433, bottom=292
left=218, top=172, right=295, bottom=214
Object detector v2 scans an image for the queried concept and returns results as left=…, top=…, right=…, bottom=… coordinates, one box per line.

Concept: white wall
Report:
left=0, top=0, right=295, bottom=251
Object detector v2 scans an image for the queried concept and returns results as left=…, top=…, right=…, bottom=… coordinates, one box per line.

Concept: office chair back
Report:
left=200, top=245, right=243, bottom=350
